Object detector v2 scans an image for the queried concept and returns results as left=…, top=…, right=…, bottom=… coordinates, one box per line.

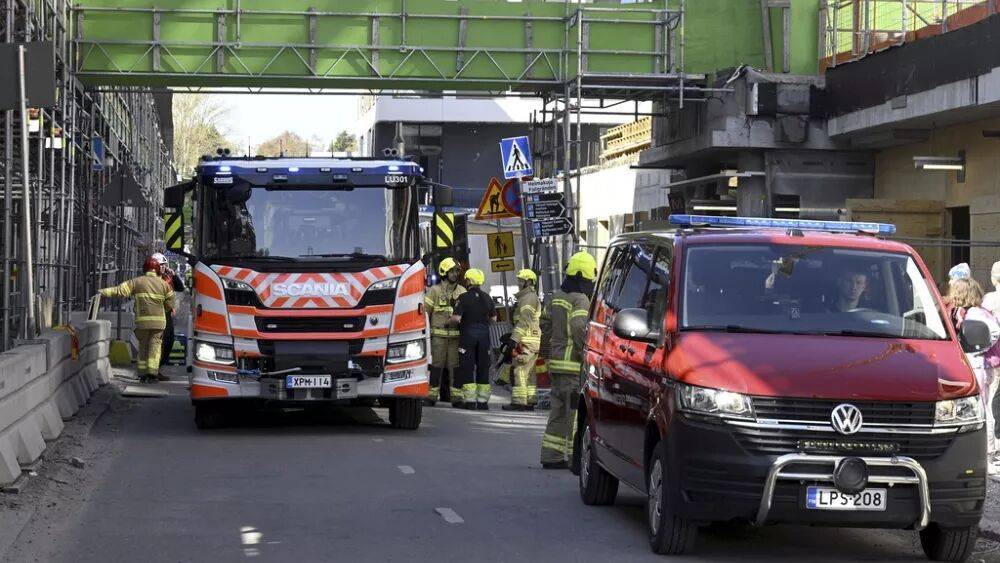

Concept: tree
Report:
left=171, top=94, right=232, bottom=177
left=256, top=131, right=310, bottom=157
left=329, top=130, right=357, bottom=154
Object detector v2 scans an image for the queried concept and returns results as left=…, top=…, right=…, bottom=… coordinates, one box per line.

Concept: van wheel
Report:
left=389, top=398, right=423, bottom=430
left=919, top=523, right=977, bottom=562
left=194, top=403, right=227, bottom=430
left=578, top=416, right=618, bottom=505
left=647, top=441, right=697, bottom=555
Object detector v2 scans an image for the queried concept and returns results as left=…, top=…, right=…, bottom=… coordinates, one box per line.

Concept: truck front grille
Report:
left=752, top=397, right=935, bottom=426
left=255, top=316, right=366, bottom=333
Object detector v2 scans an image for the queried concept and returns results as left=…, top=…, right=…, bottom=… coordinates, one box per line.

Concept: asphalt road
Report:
left=4, top=368, right=1000, bottom=563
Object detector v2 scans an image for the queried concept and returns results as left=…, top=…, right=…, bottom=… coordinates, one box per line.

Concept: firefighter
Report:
left=503, top=269, right=541, bottom=411
left=450, top=268, right=496, bottom=410
left=100, top=254, right=177, bottom=384
left=539, top=251, right=596, bottom=469
left=424, top=257, right=466, bottom=406
left=157, top=256, right=186, bottom=382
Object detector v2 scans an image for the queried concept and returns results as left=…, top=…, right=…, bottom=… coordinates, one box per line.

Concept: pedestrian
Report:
left=450, top=268, right=496, bottom=410
left=539, top=251, right=596, bottom=469
left=424, top=257, right=466, bottom=406
left=157, top=257, right=186, bottom=382
left=946, top=278, right=1000, bottom=472
left=100, top=254, right=177, bottom=384
left=503, top=269, right=541, bottom=411
left=982, top=261, right=1000, bottom=316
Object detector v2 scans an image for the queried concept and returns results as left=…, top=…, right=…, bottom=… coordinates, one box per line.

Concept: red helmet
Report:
left=143, top=253, right=167, bottom=272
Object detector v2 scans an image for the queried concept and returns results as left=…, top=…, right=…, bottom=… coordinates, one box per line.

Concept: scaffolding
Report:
left=0, top=0, right=174, bottom=350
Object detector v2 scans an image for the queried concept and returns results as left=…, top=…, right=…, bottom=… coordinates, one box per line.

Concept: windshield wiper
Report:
left=804, top=329, right=898, bottom=339
left=299, top=252, right=387, bottom=261
left=210, top=255, right=297, bottom=262
left=682, top=325, right=789, bottom=335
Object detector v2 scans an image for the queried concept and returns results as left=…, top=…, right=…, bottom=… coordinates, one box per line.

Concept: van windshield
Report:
left=681, top=244, right=948, bottom=340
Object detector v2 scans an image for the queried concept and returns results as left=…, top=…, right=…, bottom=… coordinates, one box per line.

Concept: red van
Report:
left=574, top=216, right=990, bottom=561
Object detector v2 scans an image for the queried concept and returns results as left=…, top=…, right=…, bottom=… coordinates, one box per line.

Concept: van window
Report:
left=681, top=244, right=948, bottom=340
left=642, top=248, right=671, bottom=328
left=595, top=245, right=626, bottom=310
left=614, top=243, right=656, bottom=311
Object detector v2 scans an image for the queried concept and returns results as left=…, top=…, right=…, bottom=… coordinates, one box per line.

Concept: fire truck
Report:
left=163, top=155, right=452, bottom=430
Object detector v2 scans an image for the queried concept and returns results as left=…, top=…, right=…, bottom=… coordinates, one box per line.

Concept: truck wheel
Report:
left=919, top=523, right=978, bottom=562
left=194, top=403, right=227, bottom=430
left=578, top=415, right=618, bottom=505
left=647, top=441, right=697, bottom=555
left=389, top=398, right=423, bottom=430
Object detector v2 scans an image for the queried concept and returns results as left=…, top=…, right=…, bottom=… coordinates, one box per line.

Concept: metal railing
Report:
left=821, top=0, right=997, bottom=68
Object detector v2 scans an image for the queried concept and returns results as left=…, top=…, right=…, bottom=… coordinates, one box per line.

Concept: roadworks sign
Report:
left=476, top=177, right=518, bottom=220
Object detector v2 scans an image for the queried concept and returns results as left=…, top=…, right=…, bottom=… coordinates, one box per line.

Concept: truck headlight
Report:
left=195, top=342, right=235, bottom=365
left=935, top=396, right=984, bottom=428
left=678, top=383, right=754, bottom=419
left=369, top=278, right=399, bottom=291
left=223, top=279, right=254, bottom=291
left=387, top=339, right=424, bottom=364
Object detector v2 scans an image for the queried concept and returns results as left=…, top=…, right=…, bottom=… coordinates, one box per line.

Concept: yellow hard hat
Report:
left=438, top=257, right=458, bottom=276
left=516, top=269, right=537, bottom=283
left=464, top=268, right=486, bottom=286
left=565, top=251, right=598, bottom=281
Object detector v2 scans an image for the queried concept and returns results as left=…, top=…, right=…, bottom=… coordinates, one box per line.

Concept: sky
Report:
left=213, top=93, right=361, bottom=152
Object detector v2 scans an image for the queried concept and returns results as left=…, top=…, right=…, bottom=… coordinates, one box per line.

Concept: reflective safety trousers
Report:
left=101, top=272, right=176, bottom=330
left=425, top=281, right=466, bottom=338
left=540, top=290, right=589, bottom=375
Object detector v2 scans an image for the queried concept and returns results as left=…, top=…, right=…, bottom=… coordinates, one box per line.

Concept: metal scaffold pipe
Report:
left=17, top=45, right=37, bottom=337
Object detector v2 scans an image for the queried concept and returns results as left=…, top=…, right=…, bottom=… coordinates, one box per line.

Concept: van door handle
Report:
left=619, top=344, right=635, bottom=355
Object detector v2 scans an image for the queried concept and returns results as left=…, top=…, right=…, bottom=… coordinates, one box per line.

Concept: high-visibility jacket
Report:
left=541, top=290, right=589, bottom=375
left=511, top=286, right=541, bottom=350
left=100, top=271, right=176, bottom=330
left=425, top=281, right=466, bottom=339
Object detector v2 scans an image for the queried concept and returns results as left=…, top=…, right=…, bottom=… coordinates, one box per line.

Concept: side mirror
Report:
left=226, top=184, right=252, bottom=205
left=612, top=308, right=657, bottom=343
left=432, top=184, right=453, bottom=207
left=960, top=319, right=992, bottom=353
left=163, top=181, right=191, bottom=209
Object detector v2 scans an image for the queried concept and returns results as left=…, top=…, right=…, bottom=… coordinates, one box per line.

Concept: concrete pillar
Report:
left=737, top=152, right=769, bottom=217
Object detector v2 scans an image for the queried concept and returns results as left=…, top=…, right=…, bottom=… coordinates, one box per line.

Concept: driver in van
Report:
left=830, top=271, right=868, bottom=312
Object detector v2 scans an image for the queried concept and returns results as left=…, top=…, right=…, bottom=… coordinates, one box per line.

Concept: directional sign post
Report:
left=525, top=192, right=566, bottom=220
left=531, top=217, right=574, bottom=238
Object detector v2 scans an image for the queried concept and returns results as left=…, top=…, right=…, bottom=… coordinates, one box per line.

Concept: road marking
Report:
left=435, top=507, right=465, bottom=524
left=398, top=465, right=415, bottom=475
left=372, top=438, right=384, bottom=443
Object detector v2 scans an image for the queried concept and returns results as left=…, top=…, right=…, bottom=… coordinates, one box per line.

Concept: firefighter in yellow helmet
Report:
left=540, top=251, right=596, bottom=469
left=450, top=268, right=496, bottom=409
left=424, top=257, right=466, bottom=406
left=99, top=254, right=177, bottom=384
left=503, top=269, right=541, bottom=411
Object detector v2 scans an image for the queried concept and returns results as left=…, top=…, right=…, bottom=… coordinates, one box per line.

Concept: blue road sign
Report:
left=499, top=136, right=532, bottom=180
left=92, top=135, right=104, bottom=171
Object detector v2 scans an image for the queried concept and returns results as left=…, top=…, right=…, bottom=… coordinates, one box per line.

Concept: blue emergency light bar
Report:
left=668, top=214, right=897, bottom=235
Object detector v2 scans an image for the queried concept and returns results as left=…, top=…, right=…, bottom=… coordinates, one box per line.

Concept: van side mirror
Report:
left=432, top=184, right=453, bottom=207
left=960, top=319, right=992, bottom=353
left=612, top=308, right=657, bottom=343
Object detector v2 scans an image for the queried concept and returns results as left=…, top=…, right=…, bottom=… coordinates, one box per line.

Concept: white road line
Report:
left=398, top=465, right=415, bottom=475
left=435, top=507, right=465, bottom=524
left=372, top=438, right=384, bottom=442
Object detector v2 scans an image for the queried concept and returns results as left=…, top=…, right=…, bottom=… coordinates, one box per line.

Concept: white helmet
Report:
left=150, top=252, right=167, bottom=266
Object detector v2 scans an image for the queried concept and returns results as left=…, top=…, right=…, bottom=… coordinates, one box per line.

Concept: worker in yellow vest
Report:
left=424, top=257, right=466, bottom=406
left=100, top=254, right=177, bottom=383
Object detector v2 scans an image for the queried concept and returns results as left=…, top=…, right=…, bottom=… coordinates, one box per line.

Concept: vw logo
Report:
left=831, top=404, right=863, bottom=435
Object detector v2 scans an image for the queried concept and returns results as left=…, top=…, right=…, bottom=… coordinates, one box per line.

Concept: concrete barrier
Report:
left=0, top=318, right=113, bottom=485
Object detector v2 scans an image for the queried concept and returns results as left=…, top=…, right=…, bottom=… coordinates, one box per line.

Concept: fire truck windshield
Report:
left=200, top=184, right=420, bottom=262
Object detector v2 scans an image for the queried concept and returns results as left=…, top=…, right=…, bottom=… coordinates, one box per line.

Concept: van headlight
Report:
left=195, top=342, right=235, bottom=365
left=387, top=339, right=424, bottom=364
left=935, top=396, right=984, bottom=428
left=678, top=383, right=754, bottom=419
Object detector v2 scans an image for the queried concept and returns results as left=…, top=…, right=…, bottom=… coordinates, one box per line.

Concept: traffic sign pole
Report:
left=495, top=219, right=511, bottom=321
left=517, top=178, right=532, bottom=271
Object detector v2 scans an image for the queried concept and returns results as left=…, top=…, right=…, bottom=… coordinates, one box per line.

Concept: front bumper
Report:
left=189, top=360, right=429, bottom=402
left=664, top=413, right=986, bottom=529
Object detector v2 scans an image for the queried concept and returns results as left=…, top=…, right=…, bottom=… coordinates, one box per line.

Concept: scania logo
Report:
left=831, top=404, right=863, bottom=435
left=272, top=282, right=350, bottom=297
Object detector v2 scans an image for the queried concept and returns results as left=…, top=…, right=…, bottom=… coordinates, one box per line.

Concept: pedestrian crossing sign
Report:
left=476, top=177, right=518, bottom=220
left=499, top=136, right=533, bottom=180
